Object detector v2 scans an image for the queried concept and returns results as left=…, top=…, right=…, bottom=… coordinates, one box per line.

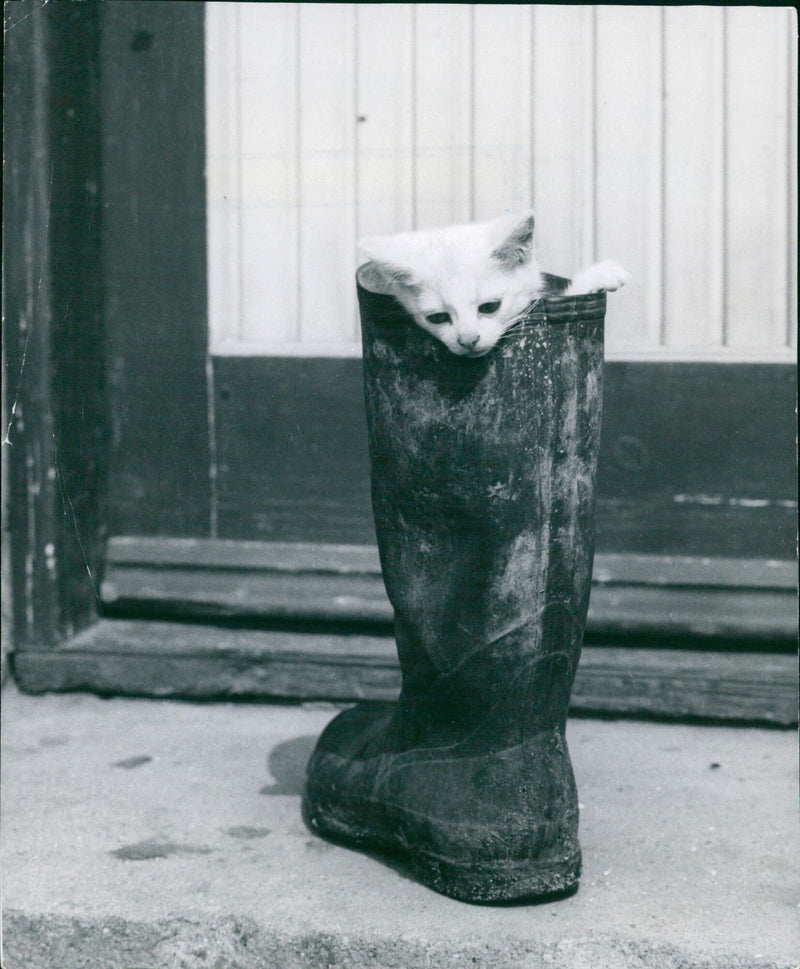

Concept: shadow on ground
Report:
left=260, top=734, right=318, bottom=796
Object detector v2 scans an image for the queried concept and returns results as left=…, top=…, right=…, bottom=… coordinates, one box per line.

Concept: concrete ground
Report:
left=2, top=685, right=798, bottom=969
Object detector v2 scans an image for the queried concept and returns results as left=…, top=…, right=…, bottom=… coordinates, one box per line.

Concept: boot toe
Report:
left=312, top=702, right=395, bottom=761
left=302, top=703, right=395, bottom=850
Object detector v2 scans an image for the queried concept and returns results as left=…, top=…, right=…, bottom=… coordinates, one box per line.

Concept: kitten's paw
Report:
left=567, top=261, right=630, bottom=296
left=589, top=260, right=629, bottom=292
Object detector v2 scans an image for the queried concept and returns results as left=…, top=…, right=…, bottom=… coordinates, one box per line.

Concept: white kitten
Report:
left=359, top=211, right=628, bottom=357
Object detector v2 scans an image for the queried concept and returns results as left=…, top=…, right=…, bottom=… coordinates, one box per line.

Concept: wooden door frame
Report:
left=4, top=0, right=106, bottom=649
left=3, top=0, right=209, bottom=642
left=4, top=0, right=210, bottom=651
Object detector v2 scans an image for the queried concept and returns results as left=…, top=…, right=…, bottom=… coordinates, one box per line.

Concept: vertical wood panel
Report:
left=595, top=6, right=663, bottom=349
left=239, top=4, right=299, bottom=345
left=725, top=8, right=791, bottom=349
left=788, top=8, right=798, bottom=351
left=472, top=5, right=533, bottom=221
left=356, top=4, right=414, bottom=240
left=298, top=3, right=358, bottom=345
left=725, top=8, right=790, bottom=351
left=205, top=3, right=242, bottom=349
left=47, top=2, right=108, bottom=637
left=663, top=7, right=725, bottom=350
left=413, top=4, right=472, bottom=229
left=530, top=6, right=595, bottom=276
left=103, top=2, right=211, bottom=535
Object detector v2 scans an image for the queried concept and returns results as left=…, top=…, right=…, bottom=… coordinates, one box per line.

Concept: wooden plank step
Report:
left=102, top=566, right=393, bottom=623
left=12, top=620, right=799, bottom=726
left=100, top=539, right=797, bottom=641
left=105, top=537, right=797, bottom=588
left=105, top=538, right=383, bottom=574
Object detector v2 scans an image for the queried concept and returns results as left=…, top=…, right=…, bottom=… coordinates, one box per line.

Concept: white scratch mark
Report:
left=4, top=159, right=55, bottom=446
left=52, top=436, right=103, bottom=609
left=4, top=0, right=51, bottom=33
left=206, top=355, right=218, bottom=538
left=673, top=494, right=796, bottom=510
left=24, top=443, right=36, bottom=630
left=2, top=319, right=31, bottom=446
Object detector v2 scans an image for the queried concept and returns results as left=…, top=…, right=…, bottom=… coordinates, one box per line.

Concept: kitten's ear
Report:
left=358, top=260, right=418, bottom=295
left=358, top=237, right=419, bottom=295
left=489, top=211, right=536, bottom=270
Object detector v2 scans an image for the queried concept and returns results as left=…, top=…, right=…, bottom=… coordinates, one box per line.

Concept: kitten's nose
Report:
left=457, top=330, right=480, bottom=349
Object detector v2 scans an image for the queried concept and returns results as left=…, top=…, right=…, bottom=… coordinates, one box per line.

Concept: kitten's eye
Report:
left=426, top=312, right=451, bottom=326
left=478, top=300, right=502, bottom=315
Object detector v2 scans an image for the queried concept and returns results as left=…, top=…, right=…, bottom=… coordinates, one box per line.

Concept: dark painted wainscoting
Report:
left=210, top=358, right=797, bottom=561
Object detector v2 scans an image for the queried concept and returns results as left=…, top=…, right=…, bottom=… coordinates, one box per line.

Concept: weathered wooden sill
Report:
left=12, top=619, right=797, bottom=726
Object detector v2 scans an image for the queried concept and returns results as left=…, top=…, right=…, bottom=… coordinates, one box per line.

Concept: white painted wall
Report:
left=206, top=3, right=797, bottom=360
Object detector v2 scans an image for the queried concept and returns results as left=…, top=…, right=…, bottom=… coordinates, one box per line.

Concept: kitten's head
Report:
left=358, top=211, right=543, bottom=357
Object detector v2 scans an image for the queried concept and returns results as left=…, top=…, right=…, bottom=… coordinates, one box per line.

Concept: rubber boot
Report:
left=303, top=272, right=605, bottom=903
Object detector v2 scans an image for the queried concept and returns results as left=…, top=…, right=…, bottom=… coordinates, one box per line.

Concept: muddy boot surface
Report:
left=304, top=274, right=605, bottom=903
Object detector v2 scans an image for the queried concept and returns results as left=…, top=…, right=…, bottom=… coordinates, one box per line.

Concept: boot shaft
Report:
left=358, top=275, right=605, bottom=739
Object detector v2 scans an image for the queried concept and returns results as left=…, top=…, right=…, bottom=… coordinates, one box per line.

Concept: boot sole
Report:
left=303, top=794, right=581, bottom=904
